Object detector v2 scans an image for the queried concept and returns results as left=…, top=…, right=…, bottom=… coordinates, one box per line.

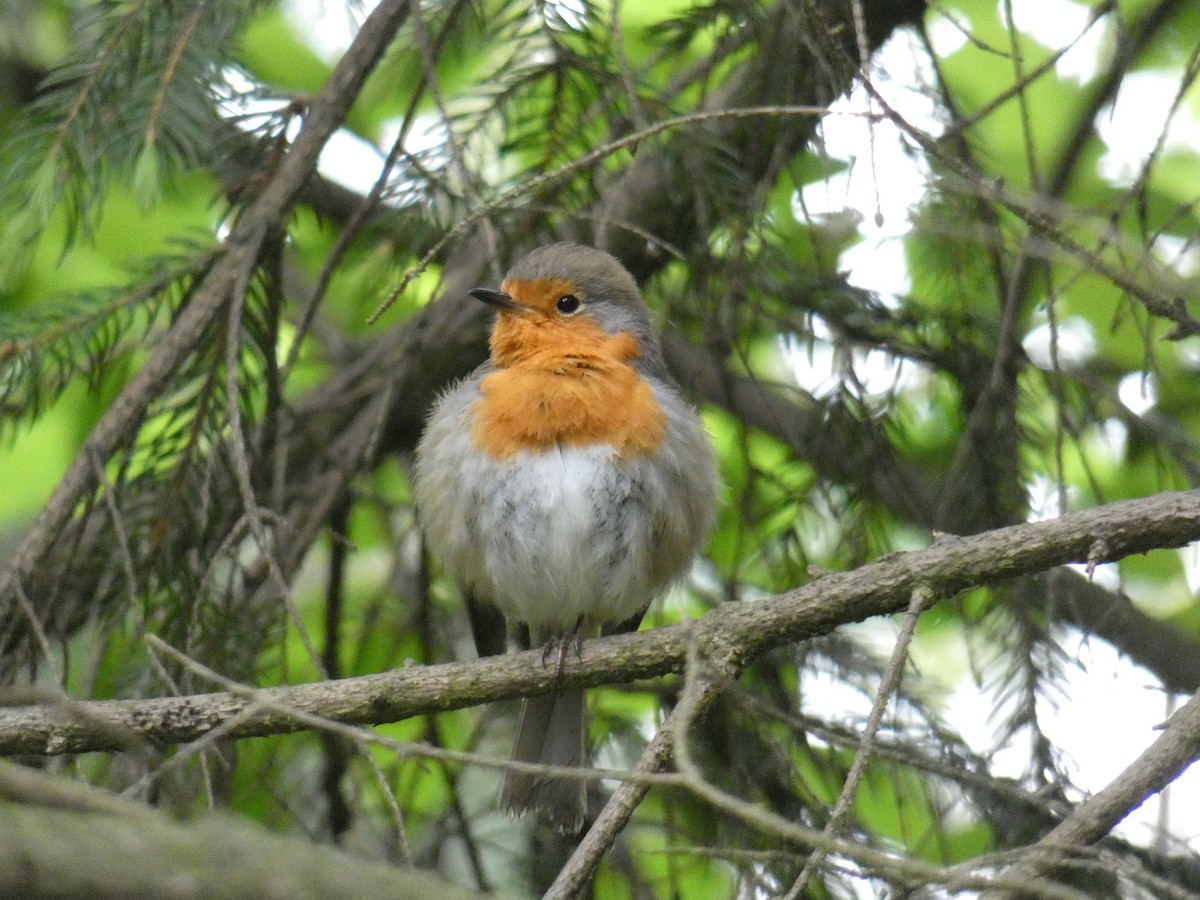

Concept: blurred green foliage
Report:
left=2, top=0, right=1200, bottom=897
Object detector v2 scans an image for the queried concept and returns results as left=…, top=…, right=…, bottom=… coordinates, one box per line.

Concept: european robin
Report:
left=413, top=243, right=718, bottom=833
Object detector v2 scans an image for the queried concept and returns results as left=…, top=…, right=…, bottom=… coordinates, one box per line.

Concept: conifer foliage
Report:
left=1, top=1, right=1200, bottom=897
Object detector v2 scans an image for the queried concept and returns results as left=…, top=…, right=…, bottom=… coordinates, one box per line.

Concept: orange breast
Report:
left=471, top=311, right=666, bottom=460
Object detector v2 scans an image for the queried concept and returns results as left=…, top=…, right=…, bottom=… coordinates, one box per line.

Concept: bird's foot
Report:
left=540, top=632, right=583, bottom=678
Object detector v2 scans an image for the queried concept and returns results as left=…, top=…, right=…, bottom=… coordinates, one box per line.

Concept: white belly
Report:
left=459, top=445, right=659, bottom=631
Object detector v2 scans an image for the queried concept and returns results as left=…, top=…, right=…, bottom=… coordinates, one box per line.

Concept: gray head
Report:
left=469, top=243, right=665, bottom=370
left=506, top=243, right=640, bottom=301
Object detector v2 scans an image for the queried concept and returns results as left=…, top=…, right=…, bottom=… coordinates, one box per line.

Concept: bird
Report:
left=413, top=243, right=718, bottom=833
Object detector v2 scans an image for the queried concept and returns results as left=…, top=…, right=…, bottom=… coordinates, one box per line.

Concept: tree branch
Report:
left=0, top=762, right=487, bottom=900
left=0, top=0, right=417, bottom=646
left=0, top=0, right=933, bottom=676
left=996, top=684, right=1200, bottom=894
left=2, top=489, right=1197, bottom=757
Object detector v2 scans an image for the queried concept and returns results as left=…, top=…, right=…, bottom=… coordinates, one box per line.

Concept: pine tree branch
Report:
left=661, top=332, right=943, bottom=525
left=8, top=0, right=1196, bottom=718
left=0, top=0, right=930, bottom=674
left=2, top=489, right=1197, bottom=757
left=0, top=0, right=416, bottom=648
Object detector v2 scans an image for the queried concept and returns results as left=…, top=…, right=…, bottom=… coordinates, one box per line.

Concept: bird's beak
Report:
left=469, top=287, right=522, bottom=311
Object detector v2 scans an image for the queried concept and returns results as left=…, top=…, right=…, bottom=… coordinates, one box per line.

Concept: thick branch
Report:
left=2, top=489, right=1197, bottom=757
left=0, top=763, right=486, bottom=900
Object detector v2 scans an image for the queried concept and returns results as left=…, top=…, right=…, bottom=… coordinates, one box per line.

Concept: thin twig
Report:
left=666, top=638, right=1088, bottom=900
left=993, top=684, right=1200, bottom=894
left=366, top=103, right=841, bottom=323
left=785, top=584, right=934, bottom=897
left=223, top=250, right=327, bottom=678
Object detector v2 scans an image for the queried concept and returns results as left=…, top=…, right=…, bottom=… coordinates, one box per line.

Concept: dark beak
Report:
left=469, top=287, right=520, bottom=311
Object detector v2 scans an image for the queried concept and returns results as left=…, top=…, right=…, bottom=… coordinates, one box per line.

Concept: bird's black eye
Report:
left=556, top=294, right=582, bottom=315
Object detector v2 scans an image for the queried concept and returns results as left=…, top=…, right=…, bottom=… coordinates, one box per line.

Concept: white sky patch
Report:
left=1097, top=70, right=1200, bottom=186
left=800, top=30, right=942, bottom=301
left=216, top=66, right=300, bottom=138
left=924, top=9, right=969, bottom=57
left=906, top=622, right=1200, bottom=846
left=798, top=659, right=878, bottom=724
left=1177, top=339, right=1200, bottom=371
left=1022, top=316, right=1097, bottom=369
left=284, top=0, right=428, bottom=199
left=1005, top=0, right=1088, bottom=47
left=838, top=234, right=911, bottom=300
left=781, top=334, right=914, bottom=401
left=1096, top=417, right=1128, bottom=462
left=808, top=615, right=1200, bottom=846
left=317, top=128, right=389, bottom=196
left=1052, top=12, right=1105, bottom=83
left=378, top=113, right=450, bottom=161
left=281, top=0, right=373, bottom=63
left=1026, top=473, right=1070, bottom=521
left=1118, top=371, right=1157, bottom=415
left=542, top=0, right=588, bottom=31
left=786, top=31, right=942, bottom=395
left=1042, top=635, right=1200, bottom=846
left=377, top=114, right=456, bottom=198
left=1065, top=560, right=1121, bottom=592
left=1005, top=0, right=1102, bottom=82
left=1181, top=542, right=1200, bottom=595
left=1152, top=232, right=1200, bottom=278
left=217, top=64, right=390, bottom=199
left=782, top=336, right=837, bottom=400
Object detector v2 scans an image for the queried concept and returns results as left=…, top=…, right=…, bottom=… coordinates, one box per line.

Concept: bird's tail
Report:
left=499, top=689, right=587, bottom=834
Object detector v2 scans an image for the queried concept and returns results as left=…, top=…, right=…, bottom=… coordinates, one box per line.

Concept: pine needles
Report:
left=0, top=1, right=262, bottom=284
